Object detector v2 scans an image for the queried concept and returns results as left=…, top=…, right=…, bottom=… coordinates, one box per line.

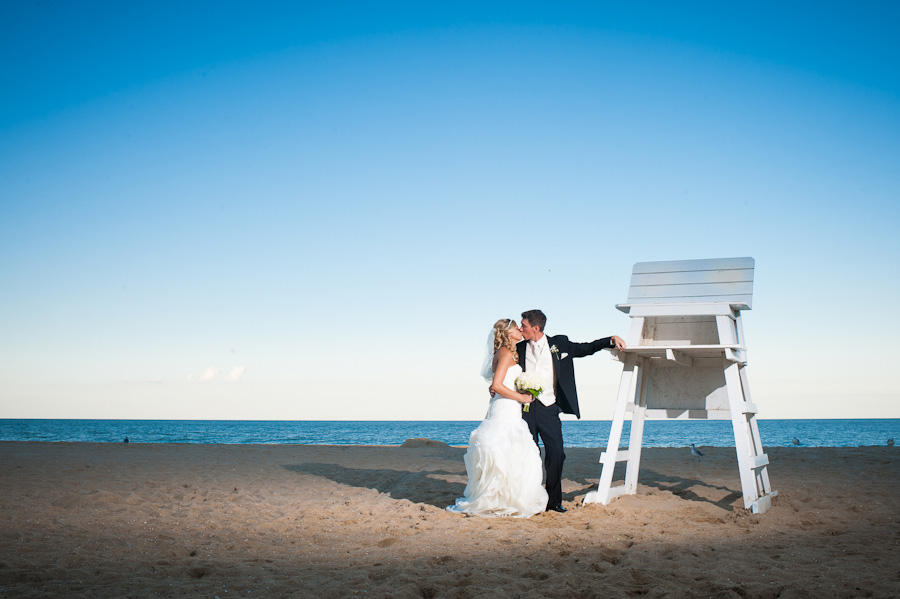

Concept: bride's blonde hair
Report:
left=492, top=318, right=519, bottom=364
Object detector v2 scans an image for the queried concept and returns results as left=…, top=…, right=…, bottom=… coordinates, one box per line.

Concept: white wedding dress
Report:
left=447, top=364, right=548, bottom=518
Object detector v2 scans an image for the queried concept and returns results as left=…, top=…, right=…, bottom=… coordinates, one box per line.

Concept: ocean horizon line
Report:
left=2, top=418, right=896, bottom=448
left=4, top=417, right=898, bottom=422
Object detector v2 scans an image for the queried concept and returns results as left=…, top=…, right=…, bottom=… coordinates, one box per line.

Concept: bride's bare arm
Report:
left=492, top=348, right=533, bottom=404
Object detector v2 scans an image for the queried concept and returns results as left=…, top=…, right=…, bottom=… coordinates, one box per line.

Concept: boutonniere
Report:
left=550, top=346, right=568, bottom=360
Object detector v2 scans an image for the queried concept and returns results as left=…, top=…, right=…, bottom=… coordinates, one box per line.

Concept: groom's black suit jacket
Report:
left=517, top=335, right=613, bottom=419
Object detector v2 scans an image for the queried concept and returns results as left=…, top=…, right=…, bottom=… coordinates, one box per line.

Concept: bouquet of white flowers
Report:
left=515, top=371, right=545, bottom=413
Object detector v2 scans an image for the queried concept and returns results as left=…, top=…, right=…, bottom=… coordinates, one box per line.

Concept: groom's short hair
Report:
left=521, top=309, right=547, bottom=331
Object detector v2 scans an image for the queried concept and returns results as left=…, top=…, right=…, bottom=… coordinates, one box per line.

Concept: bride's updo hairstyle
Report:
left=492, top=318, right=519, bottom=363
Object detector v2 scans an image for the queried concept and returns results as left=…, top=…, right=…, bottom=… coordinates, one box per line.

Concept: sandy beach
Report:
left=1, top=441, right=897, bottom=598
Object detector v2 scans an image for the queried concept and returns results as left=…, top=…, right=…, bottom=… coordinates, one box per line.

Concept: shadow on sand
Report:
left=283, top=462, right=466, bottom=508
left=639, top=470, right=743, bottom=510
left=286, top=455, right=743, bottom=512
left=564, top=463, right=742, bottom=511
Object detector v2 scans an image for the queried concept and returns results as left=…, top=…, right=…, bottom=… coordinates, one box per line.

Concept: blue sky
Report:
left=2, top=1, right=898, bottom=421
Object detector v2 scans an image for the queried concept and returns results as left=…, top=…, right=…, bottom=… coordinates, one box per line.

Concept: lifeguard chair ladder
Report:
left=584, top=257, right=777, bottom=514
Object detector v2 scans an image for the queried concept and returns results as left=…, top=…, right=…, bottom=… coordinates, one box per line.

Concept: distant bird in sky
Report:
left=791, top=437, right=800, bottom=446
left=889, top=438, right=895, bottom=447
left=690, top=443, right=704, bottom=461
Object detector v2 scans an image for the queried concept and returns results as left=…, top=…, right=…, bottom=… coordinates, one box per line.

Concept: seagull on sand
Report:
left=889, top=438, right=895, bottom=447
left=791, top=437, right=800, bottom=446
left=690, top=444, right=704, bottom=461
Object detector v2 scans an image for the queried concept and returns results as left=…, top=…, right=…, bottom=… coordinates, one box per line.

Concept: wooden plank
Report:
left=620, top=344, right=743, bottom=351
left=623, top=349, right=735, bottom=361
left=618, top=345, right=743, bottom=361
left=751, top=454, right=770, bottom=469
left=599, top=450, right=631, bottom=463
left=628, top=281, right=754, bottom=300
left=632, top=257, right=754, bottom=274
left=620, top=304, right=737, bottom=317
left=618, top=301, right=750, bottom=313
left=630, top=268, right=754, bottom=287
left=644, top=408, right=733, bottom=420
left=623, top=294, right=754, bottom=309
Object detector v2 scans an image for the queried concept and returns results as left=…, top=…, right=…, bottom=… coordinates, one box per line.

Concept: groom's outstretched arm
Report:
left=567, top=335, right=625, bottom=358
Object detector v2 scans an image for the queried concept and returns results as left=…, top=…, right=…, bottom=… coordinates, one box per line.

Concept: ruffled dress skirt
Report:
left=447, top=395, right=548, bottom=518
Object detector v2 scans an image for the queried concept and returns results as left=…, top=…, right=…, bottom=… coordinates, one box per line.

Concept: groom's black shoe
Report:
left=547, top=505, right=567, bottom=513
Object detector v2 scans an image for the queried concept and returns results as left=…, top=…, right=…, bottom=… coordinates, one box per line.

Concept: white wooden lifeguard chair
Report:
left=583, top=257, right=777, bottom=514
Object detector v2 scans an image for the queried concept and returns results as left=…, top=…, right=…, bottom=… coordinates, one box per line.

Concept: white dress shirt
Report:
left=526, top=334, right=556, bottom=407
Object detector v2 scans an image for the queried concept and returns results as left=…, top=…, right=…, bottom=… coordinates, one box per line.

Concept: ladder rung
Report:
left=749, top=454, right=769, bottom=469
left=741, top=402, right=758, bottom=414
left=599, top=450, right=630, bottom=464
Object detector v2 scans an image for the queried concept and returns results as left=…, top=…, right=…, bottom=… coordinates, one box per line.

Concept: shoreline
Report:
left=1, top=442, right=897, bottom=597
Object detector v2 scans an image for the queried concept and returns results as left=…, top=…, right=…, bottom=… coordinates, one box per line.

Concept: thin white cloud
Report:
left=198, top=367, right=220, bottom=382
left=224, top=366, right=246, bottom=382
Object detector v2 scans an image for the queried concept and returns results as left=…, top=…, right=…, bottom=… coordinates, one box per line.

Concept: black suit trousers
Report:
left=523, top=399, right=565, bottom=509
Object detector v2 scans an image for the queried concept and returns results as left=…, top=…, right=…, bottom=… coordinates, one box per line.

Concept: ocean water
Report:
left=0, top=419, right=897, bottom=448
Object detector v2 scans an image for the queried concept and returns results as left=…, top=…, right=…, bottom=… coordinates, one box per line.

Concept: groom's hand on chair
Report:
left=610, top=336, right=626, bottom=351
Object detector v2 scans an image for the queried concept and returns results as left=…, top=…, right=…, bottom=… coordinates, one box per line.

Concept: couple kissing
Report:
left=448, top=309, right=625, bottom=518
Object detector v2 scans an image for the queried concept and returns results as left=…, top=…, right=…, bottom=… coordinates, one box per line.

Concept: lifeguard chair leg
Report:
left=740, top=366, right=775, bottom=500
left=623, top=359, right=649, bottom=494
left=584, top=353, right=637, bottom=505
left=724, top=361, right=763, bottom=510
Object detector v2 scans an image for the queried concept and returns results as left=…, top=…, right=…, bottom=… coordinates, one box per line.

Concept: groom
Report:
left=517, top=309, right=625, bottom=513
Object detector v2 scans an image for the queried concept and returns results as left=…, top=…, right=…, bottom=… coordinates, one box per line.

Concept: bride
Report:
left=447, top=318, right=549, bottom=518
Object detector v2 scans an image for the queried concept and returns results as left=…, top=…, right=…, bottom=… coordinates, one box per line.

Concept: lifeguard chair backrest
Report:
left=625, top=257, right=755, bottom=310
